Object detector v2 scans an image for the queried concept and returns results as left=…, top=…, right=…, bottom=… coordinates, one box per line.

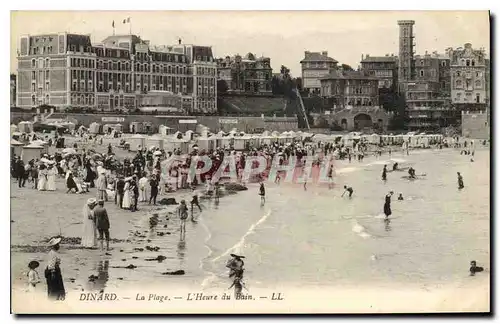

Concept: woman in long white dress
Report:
left=122, top=179, right=131, bottom=209
left=81, top=198, right=97, bottom=248
left=38, top=165, right=47, bottom=191
left=46, top=163, right=57, bottom=191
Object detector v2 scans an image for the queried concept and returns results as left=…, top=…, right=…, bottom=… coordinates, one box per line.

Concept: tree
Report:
left=217, top=80, right=229, bottom=94
left=341, top=64, right=354, bottom=71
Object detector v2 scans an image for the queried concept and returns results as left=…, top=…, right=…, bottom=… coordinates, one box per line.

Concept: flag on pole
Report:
left=112, top=20, right=115, bottom=28
left=123, top=17, right=130, bottom=24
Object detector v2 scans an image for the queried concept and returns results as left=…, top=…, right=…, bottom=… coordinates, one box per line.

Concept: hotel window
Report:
left=109, top=73, right=112, bottom=81
left=476, top=94, right=480, bottom=103
left=475, top=80, right=481, bottom=88
left=31, top=59, right=36, bottom=68
left=45, top=94, right=49, bottom=104
left=31, top=84, right=35, bottom=92
left=45, top=82, right=50, bottom=91
left=46, top=58, right=50, bottom=67
left=466, top=60, right=470, bottom=67
left=32, top=71, right=36, bottom=80
left=456, top=71, right=461, bottom=77
left=472, top=60, right=475, bottom=66
left=39, top=58, right=44, bottom=69
left=45, top=70, right=49, bottom=80
left=31, top=95, right=36, bottom=106
left=441, top=61, right=446, bottom=67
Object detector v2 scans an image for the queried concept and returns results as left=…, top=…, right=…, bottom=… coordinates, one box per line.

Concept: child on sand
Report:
left=27, top=261, right=41, bottom=293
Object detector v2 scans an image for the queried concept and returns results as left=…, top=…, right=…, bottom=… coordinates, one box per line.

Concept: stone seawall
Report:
left=461, top=111, right=490, bottom=139
left=11, top=112, right=299, bottom=133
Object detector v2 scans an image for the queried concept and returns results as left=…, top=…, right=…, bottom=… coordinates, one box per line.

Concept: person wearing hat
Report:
left=37, top=163, right=48, bottom=191
left=115, top=175, right=125, bottom=208
left=96, top=169, right=108, bottom=202
left=383, top=191, right=394, bottom=219
left=226, top=254, right=245, bottom=279
left=46, top=162, right=57, bottom=191
left=94, top=199, right=111, bottom=251
left=27, top=260, right=41, bottom=293
left=45, top=237, right=66, bottom=300
left=81, top=198, right=98, bottom=248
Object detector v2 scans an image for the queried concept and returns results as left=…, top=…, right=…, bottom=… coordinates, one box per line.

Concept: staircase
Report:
left=293, top=88, right=311, bottom=130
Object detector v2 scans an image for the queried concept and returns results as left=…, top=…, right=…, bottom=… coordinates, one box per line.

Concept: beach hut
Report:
left=196, top=133, right=215, bottom=151
left=129, top=122, right=144, bottom=134
left=185, top=130, right=194, bottom=141
left=89, top=122, right=101, bottom=134
left=11, top=139, right=24, bottom=157
left=168, top=138, right=190, bottom=153
left=158, top=125, right=174, bottom=136
left=21, top=143, right=44, bottom=163
left=30, top=140, right=49, bottom=154
left=127, top=134, right=146, bottom=151
left=10, top=124, right=18, bottom=135
left=62, top=122, right=76, bottom=132
left=18, top=121, right=33, bottom=134
left=146, top=134, right=165, bottom=151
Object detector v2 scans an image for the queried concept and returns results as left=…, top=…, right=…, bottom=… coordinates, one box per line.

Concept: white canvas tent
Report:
left=18, top=121, right=33, bottom=133
left=21, top=143, right=44, bottom=163
left=89, top=122, right=101, bottom=134
left=146, top=135, right=165, bottom=151
left=11, top=139, right=24, bottom=156
left=127, top=134, right=146, bottom=151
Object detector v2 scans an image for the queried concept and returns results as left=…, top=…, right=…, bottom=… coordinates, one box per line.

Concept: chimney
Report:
left=305, top=51, right=310, bottom=56
left=178, top=38, right=182, bottom=45
left=322, top=51, right=328, bottom=56
left=361, top=54, right=364, bottom=60
left=366, top=54, right=370, bottom=58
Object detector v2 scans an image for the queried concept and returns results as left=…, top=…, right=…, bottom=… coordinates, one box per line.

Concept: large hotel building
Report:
left=16, top=33, right=217, bottom=114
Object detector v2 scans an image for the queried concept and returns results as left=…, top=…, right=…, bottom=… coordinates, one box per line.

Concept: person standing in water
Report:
left=341, top=185, right=354, bottom=198
left=327, top=165, right=334, bottom=190
left=259, top=182, right=266, bottom=204
left=383, top=191, right=394, bottom=219
left=190, top=187, right=202, bottom=218
left=214, top=182, right=221, bottom=204
left=457, top=172, right=464, bottom=189
left=382, top=165, right=387, bottom=181
left=178, top=200, right=188, bottom=235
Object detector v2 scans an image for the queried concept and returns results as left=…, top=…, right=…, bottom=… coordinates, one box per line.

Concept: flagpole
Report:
left=129, top=20, right=132, bottom=35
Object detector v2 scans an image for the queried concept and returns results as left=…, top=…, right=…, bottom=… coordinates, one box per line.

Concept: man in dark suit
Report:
left=94, top=200, right=111, bottom=251
left=115, top=175, right=125, bottom=208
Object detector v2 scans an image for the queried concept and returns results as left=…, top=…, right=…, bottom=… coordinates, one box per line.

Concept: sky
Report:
left=10, top=11, right=490, bottom=76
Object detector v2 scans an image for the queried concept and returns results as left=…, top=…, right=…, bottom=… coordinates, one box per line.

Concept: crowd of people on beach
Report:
left=12, top=129, right=488, bottom=300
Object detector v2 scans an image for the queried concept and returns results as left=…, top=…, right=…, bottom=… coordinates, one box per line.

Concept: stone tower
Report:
left=397, top=20, right=415, bottom=93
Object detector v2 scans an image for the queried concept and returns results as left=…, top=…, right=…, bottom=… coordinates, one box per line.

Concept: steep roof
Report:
left=321, top=70, right=378, bottom=81
left=300, top=52, right=338, bottom=64
left=361, top=56, right=398, bottom=63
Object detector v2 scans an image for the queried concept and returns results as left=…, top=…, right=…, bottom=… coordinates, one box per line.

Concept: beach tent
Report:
left=129, top=122, right=144, bottom=134
left=158, top=125, right=174, bottom=136
left=196, top=134, right=214, bottom=151
left=18, top=121, right=33, bottom=134
left=61, top=122, right=76, bottom=132
left=10, top=124, right=18, bottom=135
left=21, top=143, right=44, bottom=163
left=30, top=140, right=49, bottom=154
left=11, top=139, right=24, bottom=157
left=89, top=122, right=101, bottom=134
left=184, top=130, right=194, bottom=141
left=146, top=134, right=165, bottom=151
left=127, top=134, right=146, bottom=151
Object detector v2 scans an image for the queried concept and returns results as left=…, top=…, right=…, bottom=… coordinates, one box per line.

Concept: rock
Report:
left=162, top=270, right=185, bottom=275
left=119, top=249, right=124, bottom=252
left=145, top=255, right=166, bottom=262
left=157, top=232, right=165, bottom=236
left=133, top=248, right=144, bottom=252
left=125, top=264, right=137, bottom=269
left=117, top=277, right=124, bottom=280
left=159, top=198, right=178, bottom=205
left=88, top=275, right=99, bottom=281
left=10, top=220, right=14, bottom=223
left=105, top=253, right=112, bottom=256
left=163, top=225, right=168, bottom=228
left=224, top=183, right=248, bottom=191
left=166, top=232, right=171, bottom=235
left=147, top=239, right=152, bottom=243
left=121, top=259, right=126, bottom=261
left=132, top=256, right=138, bottom=259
